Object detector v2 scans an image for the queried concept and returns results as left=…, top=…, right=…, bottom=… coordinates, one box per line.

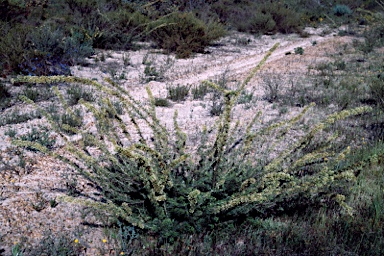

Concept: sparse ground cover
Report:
left=1, top=1, right=384, bottom=255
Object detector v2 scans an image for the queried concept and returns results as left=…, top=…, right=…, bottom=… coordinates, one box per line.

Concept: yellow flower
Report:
left=120, top=252, right=125, bottom=255
left=319, top=17, right=323, bottom=22
left=74, top=239, right=79, bottom=244
left=102, top=238, right=107, bottom=243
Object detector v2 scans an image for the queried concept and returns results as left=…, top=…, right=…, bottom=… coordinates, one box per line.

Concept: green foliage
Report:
left=66, top=85, right=95, bottom=106
left=154, top=97, right=171, bottom=107
left=0, top=23, right=30, bottom=76
left=0, top=82, right=10, bottom=99
left=370, top=75, right=384, bottom=109
left=148, top=12, right=225, bottom=58
left=143, top=63, right=163, bottom=82
left=92, top=10, right=150, bottom=50
left=19, top=127, right=56, bottom=151
left=333, top=4, right=352, bottom=16
left=167, top=84, right=190, bottom=102
left=19, top=230, right=85, bottom=256
left=192, top=83, right=211, bottom=100
left=294, top=47, right=304, bottom=55
left=0, top=108, right=42, bottom=126
left=225, top=1, right=303, bottom=34
left=20, top=85, right=54, bottom=102
left=0, top=82, right=12, bottom=109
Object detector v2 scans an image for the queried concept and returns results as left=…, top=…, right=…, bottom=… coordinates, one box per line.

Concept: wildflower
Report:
left=102, top=238, right=107, bottom=243
left=120, top=252, right=125, bottom=255
left=74, top=239, right=79, bottom=244
left=319, top=17, right=323, bottom=22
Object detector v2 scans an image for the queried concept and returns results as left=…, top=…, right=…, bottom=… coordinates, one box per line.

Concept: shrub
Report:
left=0, top=23, right=93, bottom=76
left=0, top=82, right=12, bottom=110
left=92, top=10, right=149, bottom=50
left=167, top=84, right=190, bottom=102
left=66, top=85, right=95, bottom=106
left=223, top=1, right=303, bottom=35
left=0, top=82, right=11, bottom=100
left=0, top=23, right=31, bottom=76
left=332, top=4, right=352, bottom=16
left=154, top=97, right=171, bottom=107
left=192, top=83, right=211, bottom=100
left=13, top=45, right=372, bottom=244
left=294, top=47, right=304, bottom=55
left=370, top=76, right=384, bottom=109
left=20, top=127, right=56, bottom=152
left=148, top=12, right=225, bottom=58
left=248, top=12, right=276, bottom=34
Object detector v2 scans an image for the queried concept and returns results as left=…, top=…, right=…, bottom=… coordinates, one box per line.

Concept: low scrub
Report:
left=148, top=12, right=225, bottom=58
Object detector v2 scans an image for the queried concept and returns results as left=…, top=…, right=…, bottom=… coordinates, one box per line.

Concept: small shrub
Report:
left=167, top=84, right=190, bottom=102
left=262, top=73, right=281, bottom=102
left=59, top=109, right=83, bottom=134
left=142, top=63, right=162, bottom=82
left=334, top=60, right=347, bottom=70
left=294, top=47, right=304, bottom=55
left=248, top=12, right=276, bottom=34
left=333, top=5, right=352, bottom=16
left=0, top=83, right=12, bottom=109
left=0, top=83, right=11, bottom=99
left=370, top=76, right=384, bottom=109
left=5, top=128, right=17, bottom=138
left=20, top=230, right=85, bottom=255
left=192, top=83, right=211, bottom=100
left=66, top=85, right=95, bottom=106
left=0, top=109, right=42, bottom=126
left=20, top=127, right=56, bottom=151
left=237, top=89, right=253, bottom=105
left=148, top=12, right=225, bottom=58
left=154, top=97, right=171, bottom=107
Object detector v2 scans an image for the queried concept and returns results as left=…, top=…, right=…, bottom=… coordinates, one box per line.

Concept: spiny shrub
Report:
left=148, top=12, right=225, bottom=58
left=13, top=44, right=372, bottom=244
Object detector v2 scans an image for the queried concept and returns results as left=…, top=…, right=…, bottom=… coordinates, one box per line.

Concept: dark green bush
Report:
left=91, top=10, right=149, bottom=50
left=148, top=12, right=225, bottom=58
left=333, top=4, right=352, bottom=16
left=154, top=97, right=171, bottom=107
left=0, top=23, right=31, bottom=76
left=0, top=82, right=12, bottom=110
left=0, top=23, right=93, bottom=76
left=211, top=1, right=303, bottom=34
left=0, top=82, right=10, bottom=100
